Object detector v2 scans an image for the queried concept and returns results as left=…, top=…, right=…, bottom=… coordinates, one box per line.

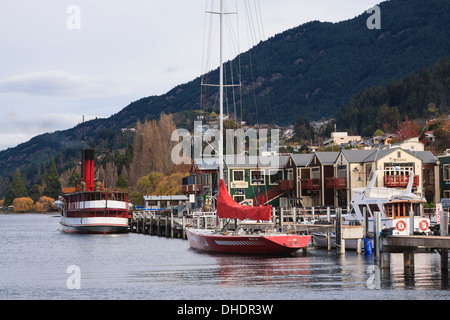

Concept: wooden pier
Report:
left=128, top=206, right=366, bottom=255
left=129, top=211, right=217, bottom=240
left=373, top=211, right=450, bottom=273
left=379, top=235, right=450, bottom=272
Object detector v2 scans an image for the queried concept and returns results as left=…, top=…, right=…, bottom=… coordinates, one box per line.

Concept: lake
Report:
left=0, top=214, right=448, bottom=301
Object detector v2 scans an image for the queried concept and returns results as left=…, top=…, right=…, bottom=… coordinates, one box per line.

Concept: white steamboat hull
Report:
left=60, top=217, right=129, bottom=234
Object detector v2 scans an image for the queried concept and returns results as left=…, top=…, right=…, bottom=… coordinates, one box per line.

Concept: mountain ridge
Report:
left=0, top=0, right=449, bottom=181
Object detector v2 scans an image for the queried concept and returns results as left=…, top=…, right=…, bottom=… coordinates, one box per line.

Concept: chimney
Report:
left=82, top=148, right=95, bottom=192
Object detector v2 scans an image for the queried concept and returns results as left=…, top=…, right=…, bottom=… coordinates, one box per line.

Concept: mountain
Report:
left=0, top=0, right=449, bottom=185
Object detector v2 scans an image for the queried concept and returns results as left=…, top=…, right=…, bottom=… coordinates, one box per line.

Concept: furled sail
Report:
left=217, top=179, right=272, bottom=221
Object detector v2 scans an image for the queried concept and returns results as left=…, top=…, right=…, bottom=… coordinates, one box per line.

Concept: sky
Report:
left=0, top=0, right=381, bottom=151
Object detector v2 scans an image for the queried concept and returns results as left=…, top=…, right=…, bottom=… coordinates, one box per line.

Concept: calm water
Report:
left=0, top=214, right=448, bottom=300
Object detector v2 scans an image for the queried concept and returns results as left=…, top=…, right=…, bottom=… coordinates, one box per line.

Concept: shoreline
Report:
left=0, top=212, right=59, bottom=216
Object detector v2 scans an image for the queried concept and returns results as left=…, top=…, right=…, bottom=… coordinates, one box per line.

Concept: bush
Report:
left=13, top=197, right=35, bottom=212
left=35, top=196, right=57, bottom=212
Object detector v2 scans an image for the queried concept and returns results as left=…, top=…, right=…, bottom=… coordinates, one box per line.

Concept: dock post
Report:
left=441, top=249, right=449, bottom=271
left=165, top=216, right=169, bottom=237
left=171, top=213, right=174, bottom=238
left=182, top=216, right=186, bottom=240
left=409, top=210, right=414, bottom=236
left=374, top=211, right=381, bottom=266
left=149, top=215, right=154, bottom=235
left=280, top=208, right=284, bottom=233
left=363, top=207, right=368, bottom=237
left=157, top=216, right=161, bottom=236
left=403, top=251, right=415, bottom=275
left=356, top=238, right=361, bottom=254
left=441, top=211, right=449, bottom=236
left=336, top=207, right=345, bottom=254
left=327, top=207, right=331, bottom=251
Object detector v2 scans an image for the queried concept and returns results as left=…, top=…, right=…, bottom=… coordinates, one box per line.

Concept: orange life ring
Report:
left=396, top=220, right=406, bottom=232
left=419, top=220, right=429, bottom=231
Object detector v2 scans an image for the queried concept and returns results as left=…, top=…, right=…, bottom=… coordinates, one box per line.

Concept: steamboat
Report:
left=55, top=148, right=129, bottom=234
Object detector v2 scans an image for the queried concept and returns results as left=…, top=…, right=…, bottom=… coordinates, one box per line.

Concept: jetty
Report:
left=128, top=206, right=366, bottom=253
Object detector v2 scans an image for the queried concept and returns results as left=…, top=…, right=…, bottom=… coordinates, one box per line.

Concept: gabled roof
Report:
left=290, top=153, right=314, bottom=167
left=340, top=149, right=376, bottom=163
left=362, top=148, right=400, bottom=162
left=407, top=151, right=437, bottom=164
left=314, top=152, right=339, bottom=165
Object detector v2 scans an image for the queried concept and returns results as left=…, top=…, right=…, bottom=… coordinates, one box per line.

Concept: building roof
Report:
left=315, top=152, right=339, bottom=165
left=407, top=151, right=438, bottom=164
left=193, top=157, right=219, bottom=171
left=340, top=149, right=376, bottom=163
left=290, top=154, right=314, bottom=167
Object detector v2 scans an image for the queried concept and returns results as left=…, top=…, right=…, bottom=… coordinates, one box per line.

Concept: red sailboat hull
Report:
left=186, top=228, right=311, bottom=255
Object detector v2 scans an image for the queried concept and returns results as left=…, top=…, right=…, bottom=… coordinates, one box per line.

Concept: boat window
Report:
left=385, top=202, right=414, bottom=219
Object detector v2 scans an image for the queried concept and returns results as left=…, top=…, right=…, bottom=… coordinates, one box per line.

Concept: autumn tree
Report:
left=128, top=113, right=177, bottom=190
left=13, top=197, right=35, bottom=212
left=35, top=196, right=57, bottom=212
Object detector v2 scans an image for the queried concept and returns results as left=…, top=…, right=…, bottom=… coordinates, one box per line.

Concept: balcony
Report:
left=182, top=184, right=204, bottom=194
left=301, top=179, right=321, bottom=190
left=383, top=175, right=419, bottom=188
left=278, top=180, right=294, bottom=192
left=326, top=177, right=347, bottom=189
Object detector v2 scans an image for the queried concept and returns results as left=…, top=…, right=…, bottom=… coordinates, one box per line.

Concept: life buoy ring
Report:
left=396, top=220, right=406, bottom=232
left=419, top=220, right=429, bottom=231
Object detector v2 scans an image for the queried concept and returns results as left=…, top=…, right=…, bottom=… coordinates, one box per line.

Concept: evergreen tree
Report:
left=116, top=173, right=128, bottom=190
left=4, top=168, right=28, bottom=206
left=43, top=158, right=61, bottom=200
left=68, top=168, right=80, bottom=187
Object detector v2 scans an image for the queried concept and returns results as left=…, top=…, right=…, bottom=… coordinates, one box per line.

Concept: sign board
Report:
left=436, top=203, right=442, bottom=224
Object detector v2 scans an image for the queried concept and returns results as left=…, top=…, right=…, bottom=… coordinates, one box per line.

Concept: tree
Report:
left=43, top=158, right=62, bottom=200
left=35, top=196, right=57, bottom=212
left=4, top=168, right=28, bottom=206
left=116, top=174, right=128, bottom=190
left=13, top=197, right=35, bottom=212
left=293, top=116, right=314, bottom=141
left=28, top=184, right=42, bottom=202
left=137, top=172, right=163, bottom=195
left=68, top=168, right=80, bottom=187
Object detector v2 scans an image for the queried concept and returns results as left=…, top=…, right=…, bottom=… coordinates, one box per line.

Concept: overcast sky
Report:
left=0, top=0, right=380, bottom=151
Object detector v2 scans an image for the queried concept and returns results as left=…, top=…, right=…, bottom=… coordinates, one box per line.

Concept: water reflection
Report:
left=189, top=247, right=449, bottom=293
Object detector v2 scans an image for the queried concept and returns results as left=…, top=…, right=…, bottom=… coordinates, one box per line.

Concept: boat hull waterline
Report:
left=60, top=217, right=129, bottom=234
left=186, top=228, right=311, bottom=255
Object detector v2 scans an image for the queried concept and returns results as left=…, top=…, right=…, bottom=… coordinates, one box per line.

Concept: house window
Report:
left=444, top=164, right=450, bottom=181
left=250, top=170, right=265, bottom=185
left=233, top=195, right=245, bottom=203
left=269, top=170, right=282, bottom=185
left=233, top=170, right=244, bottom=182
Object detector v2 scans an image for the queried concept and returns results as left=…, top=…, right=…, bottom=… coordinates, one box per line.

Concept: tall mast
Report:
left=219, top=0, right=224, bottom=181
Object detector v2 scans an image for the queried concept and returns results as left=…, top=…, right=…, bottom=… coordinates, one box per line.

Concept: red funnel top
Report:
left=82, top=148, right=95, bottom=191
left=217, top=179, right=271, bottom=221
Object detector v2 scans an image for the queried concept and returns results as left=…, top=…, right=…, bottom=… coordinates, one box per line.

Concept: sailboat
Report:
left=185, top=0, right=311, bottom=255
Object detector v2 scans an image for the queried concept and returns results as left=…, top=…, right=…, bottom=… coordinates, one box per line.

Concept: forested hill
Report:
left=335, top=57, right=450, bottom=136
left=0, top=0, right=449, bottom=180
left=112, top=0, right=450, bottom=125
